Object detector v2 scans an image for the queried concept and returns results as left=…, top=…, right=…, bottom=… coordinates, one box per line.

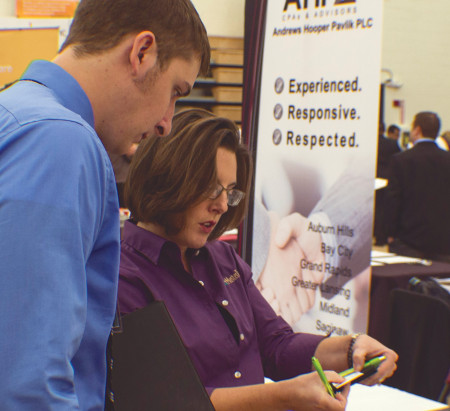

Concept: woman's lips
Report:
left=199, top=221, right=216, bottom=234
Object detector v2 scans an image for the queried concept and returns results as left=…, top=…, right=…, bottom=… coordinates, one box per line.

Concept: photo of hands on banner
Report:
left=252, top=154, right=374, bottom=332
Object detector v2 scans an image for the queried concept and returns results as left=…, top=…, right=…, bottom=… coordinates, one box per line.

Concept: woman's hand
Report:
left=281, top=370, right=350, bottom=411
left=210, top=370, right=350, bottom=411
left=314, top=333, right=399, bottom=388
left=350, top=334, right=398, bottom=385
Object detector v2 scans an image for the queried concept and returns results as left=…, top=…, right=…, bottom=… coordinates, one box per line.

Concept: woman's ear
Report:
left=129, top=31, right=158, bottom=78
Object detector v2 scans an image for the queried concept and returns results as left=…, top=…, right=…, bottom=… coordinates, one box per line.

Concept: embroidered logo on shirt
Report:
left=224, top=270, right=240, bottom=285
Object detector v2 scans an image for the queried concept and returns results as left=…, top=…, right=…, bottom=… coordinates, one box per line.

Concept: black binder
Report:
left=106, top=301, right=215, bottom=411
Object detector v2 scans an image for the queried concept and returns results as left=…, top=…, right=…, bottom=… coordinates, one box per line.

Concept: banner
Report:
left=16, top=0, right=79, bottom=17
left=0, top=28, right=59, bottom=88
left=250, top=0, right=383, bottom=336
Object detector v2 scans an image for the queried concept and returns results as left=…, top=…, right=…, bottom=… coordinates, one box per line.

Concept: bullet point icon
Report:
left=274, top=77, right=284, bottom=94
left=273, top=129, right=282, bottom=145
left=274, top=104, right=283, bottom=120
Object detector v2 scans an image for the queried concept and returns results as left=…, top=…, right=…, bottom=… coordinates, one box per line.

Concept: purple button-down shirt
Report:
left=119, top=221, right=323, bottom=394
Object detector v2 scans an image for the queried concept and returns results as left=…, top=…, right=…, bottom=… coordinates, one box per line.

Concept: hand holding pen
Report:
left=312, top=356, right=336, bottom=397
left=284, top=369, right=349, bottom=411
left=347, top=334, right=398, bottom=386
left=313, top=333, right=398, bottom=389
left=279, top=358, right=347, bottom=410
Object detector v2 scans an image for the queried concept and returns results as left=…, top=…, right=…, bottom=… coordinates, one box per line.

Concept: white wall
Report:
left=192, top=0, right=245, bottom=37
left=0, top=0, right=245, bottom=38
left=0, top=1, right=72, bottom=47
left=382, top=0, right=450, bottom=132
left=0, top=1, right=15, bottom=16
left=1, top=0, right=449, bottom=131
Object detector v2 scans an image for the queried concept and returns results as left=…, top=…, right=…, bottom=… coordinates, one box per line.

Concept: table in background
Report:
left=368, top=259, right=450, bottom=344
left=368, top=258, right=450, bottom=403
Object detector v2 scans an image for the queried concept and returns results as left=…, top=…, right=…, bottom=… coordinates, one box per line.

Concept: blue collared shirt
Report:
left=413, top=138, right=437, bottom=145
left=119, top=221, right=323, bottom=395
left=0, top=60, right=120, bottom=410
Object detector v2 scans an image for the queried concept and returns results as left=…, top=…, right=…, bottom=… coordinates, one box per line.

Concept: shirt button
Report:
left=194, top=250, right=200, bottom=256
left=240, top=333, right=245, bottom=341
left=199, top=280, right=205, bottom=286
left=234, top=371, right=242, bottom=379
left=222, top=300, right=229, bottom=306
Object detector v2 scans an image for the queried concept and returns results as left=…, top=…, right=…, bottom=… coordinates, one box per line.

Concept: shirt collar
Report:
left=413, top=138, right=436, bottom=145
left=122, top=220, right=208, bottom=265
left=20, top=60, right=94, bottom=129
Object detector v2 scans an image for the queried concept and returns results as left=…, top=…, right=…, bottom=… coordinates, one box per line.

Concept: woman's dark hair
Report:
left=124, top=108, right=252, bottom=241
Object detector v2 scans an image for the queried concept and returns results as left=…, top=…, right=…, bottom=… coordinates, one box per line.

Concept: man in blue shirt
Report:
left=0, top=0, right=210, bottom=409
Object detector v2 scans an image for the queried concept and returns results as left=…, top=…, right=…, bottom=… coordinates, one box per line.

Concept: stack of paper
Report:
left=347, top=384, right=448, bottom=411
left=370, top=250, right=432, bottom=266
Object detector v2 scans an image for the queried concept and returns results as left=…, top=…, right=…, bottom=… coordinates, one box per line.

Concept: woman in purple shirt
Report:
left=118, top=108, right=398, bottom=410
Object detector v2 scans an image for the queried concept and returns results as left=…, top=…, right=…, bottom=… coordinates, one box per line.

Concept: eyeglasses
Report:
left=208, top=183, right=245, bottom=207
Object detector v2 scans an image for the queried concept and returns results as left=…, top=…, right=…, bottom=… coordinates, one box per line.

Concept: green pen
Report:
left=339, top=354, right=386, bottom=377
left=333, top=355, right=387, bottom=391
left=312, top=356, right=336, bottom=398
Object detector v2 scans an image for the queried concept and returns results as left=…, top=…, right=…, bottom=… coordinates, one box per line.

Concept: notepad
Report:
left=106, top=301, right=214, bottom=411
left=347, top=384, right=448, bottom=411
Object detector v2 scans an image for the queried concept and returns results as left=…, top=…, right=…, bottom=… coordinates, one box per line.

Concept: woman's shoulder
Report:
left=205, top=238, right=239, bottom=259
left=205, top=240, right=253, bottom=278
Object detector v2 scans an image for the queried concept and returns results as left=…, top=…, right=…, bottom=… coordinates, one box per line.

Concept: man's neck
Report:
left=413, top=137, right=435, bottom=145
left=52, top=45, right=128, bottom=140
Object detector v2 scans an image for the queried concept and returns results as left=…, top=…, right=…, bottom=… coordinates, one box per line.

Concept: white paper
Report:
left=371, top=250, right=396, bottom=258
left=347, top=384, right=448, bottom=411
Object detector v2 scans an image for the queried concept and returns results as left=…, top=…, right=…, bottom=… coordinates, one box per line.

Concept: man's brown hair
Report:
left=413, top=111, right=441, bottom=139
left=124, top=108, right=252, bottom=241
left=60, top=0, right=210, bottom=76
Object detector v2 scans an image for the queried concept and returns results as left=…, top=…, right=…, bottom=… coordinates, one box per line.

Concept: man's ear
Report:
left=413, top=125, right=423, bottom=138
left=129, top=31, right=158, bottom=77
left=410, top=125, right=421, bottom=142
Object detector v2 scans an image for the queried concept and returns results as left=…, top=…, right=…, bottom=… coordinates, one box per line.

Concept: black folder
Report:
left=105, top=301, right=215, bottom=411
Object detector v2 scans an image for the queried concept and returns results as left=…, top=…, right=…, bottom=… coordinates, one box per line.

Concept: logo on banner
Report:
left=278, top=0, right=369, bottom=29
left=283, top=0, right=356, bottom=11
left=282, top=0, right=358, bottom=21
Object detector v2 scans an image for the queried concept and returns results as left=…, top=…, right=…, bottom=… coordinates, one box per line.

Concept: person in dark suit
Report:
left=376, top=122, right=402, bottom=180
left=387, top=124, right=401, bottom=142
left=385, top=111, right=450, bottom=261
left=373, top=123, right=401, bottom=245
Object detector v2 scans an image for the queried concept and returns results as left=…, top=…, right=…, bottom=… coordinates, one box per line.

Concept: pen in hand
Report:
left=312, top=356, right=336, bottom=398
